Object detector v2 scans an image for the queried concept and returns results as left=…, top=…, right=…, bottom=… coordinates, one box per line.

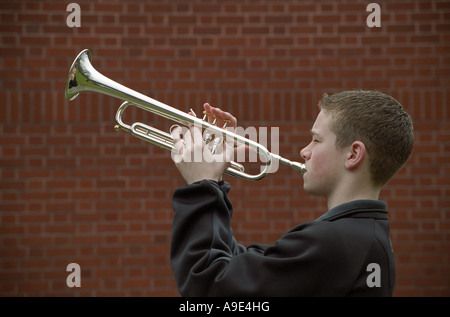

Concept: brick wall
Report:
left=1, top=0, right=449, bottom=296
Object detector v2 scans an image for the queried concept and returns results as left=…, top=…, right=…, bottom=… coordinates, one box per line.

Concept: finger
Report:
left=170, top=125, right=182, bottom=139
left=209, top=106, right=237, bottom=129
left=223, top=140, right=235, bottom=163
left=203, top=103, right=216, bottom=125
left=208, top=106, right=224, bottom=126
left=170, top=125, right=182, bottom=145
left=171, top=146, right=183, bottom=164
left=190, top=123, right=204, bottom=149
left=203, top=103, right=212, bottom=117
left=170, top=125, right=185, bottom=156
left=221, top=110, right=237, bottom=129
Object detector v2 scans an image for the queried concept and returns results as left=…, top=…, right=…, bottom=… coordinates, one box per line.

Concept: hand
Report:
left=171, top=103, right=237, bottom=184
left=202, top=103, right=237, bottom=129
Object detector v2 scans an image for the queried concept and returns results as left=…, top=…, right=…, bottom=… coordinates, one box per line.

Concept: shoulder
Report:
left=266, top=218, right=377, bottom=259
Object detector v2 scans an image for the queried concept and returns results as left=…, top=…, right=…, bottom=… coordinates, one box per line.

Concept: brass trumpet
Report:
left=65, top=49, right=306, bottom=181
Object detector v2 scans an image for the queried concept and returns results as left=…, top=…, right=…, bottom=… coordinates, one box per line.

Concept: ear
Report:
left=344, top=141, right=366, bottom=170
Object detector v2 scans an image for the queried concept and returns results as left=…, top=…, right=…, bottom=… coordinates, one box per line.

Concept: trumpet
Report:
left=65, top=49, right=306, bottom=181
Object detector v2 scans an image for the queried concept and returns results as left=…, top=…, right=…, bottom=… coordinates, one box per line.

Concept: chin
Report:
left=303, top=182, right=322, bottom=197
left=302, top=183, right=314, bottom=195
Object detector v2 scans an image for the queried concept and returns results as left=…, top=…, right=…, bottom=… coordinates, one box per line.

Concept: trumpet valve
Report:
left=222, top=119, right=231, bottom=129
left=202, top=111, right=210, bottom=121
left=210, top=136, right=223, bottom=154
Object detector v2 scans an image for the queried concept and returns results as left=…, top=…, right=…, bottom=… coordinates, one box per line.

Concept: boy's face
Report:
left=300, top=110, right=348, bottom=198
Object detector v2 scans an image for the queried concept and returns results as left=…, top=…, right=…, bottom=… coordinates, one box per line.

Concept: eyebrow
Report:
left=310, top=129, right=321, bottom=136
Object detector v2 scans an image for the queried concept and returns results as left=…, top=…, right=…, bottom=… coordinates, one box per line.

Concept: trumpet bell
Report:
left=65, top=49, right=92, bottom=101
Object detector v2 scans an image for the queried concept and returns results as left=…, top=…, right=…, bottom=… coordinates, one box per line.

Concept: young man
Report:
left=170, top=90, right=414, bottom=296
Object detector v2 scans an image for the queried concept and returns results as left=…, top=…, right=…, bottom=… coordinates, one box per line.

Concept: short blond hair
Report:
left=319, top=90, right=414, bottom=186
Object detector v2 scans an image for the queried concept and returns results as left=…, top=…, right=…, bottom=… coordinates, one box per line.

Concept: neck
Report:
left=326, top=181, right=381, bottom=210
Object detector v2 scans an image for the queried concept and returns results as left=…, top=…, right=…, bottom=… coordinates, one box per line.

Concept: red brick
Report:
left=1, top=0, right=448, bottom=297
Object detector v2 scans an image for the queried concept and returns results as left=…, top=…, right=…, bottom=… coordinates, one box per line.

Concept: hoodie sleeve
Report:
left=170, top=180, right=250, bottom=295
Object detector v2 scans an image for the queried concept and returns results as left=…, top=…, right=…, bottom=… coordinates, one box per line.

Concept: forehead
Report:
left=311, top=110, right=333, bottom=135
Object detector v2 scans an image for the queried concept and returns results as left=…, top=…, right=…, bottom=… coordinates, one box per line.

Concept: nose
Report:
left=300, top=146, right=311, bottom=162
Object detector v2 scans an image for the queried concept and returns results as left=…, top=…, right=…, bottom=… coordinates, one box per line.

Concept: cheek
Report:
left=308, top=147, right=341, bottom=182
left=303, top=154, right=332, bottom=196
left=310, top=151, right=331, bottom=176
